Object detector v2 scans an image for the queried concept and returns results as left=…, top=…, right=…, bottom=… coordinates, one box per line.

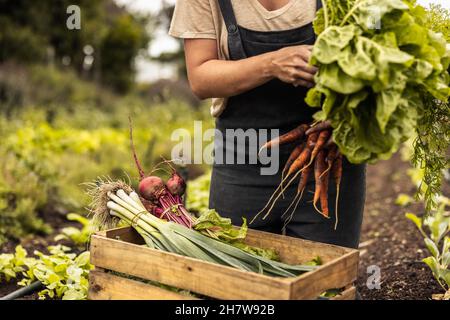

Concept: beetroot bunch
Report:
left=129, top=118, right=194, bottom=228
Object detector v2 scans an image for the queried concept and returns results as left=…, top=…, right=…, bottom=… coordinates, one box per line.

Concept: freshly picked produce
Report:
left=254, top=123, right=342, bottom=230
left=88, top=180, right=317, bottom=277
left=254, top=0, right=450, bottom=227
left=306, top=0, right=449, bottom=210
left=194, top=209, right=279, bottom=261
left=128, top=118, right=194, bottom=228
left=86, top=120, right=317, bottom=277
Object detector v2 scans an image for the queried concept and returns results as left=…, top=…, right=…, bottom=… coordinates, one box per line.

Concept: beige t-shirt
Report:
left=169, top=0, right=317, bottom=117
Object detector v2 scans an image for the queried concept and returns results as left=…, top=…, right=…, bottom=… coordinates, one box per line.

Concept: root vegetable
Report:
left=305, top=130, right=331, bottom=169
left=283, top=143, right=305, bottom=178
left=313, top=150, right=327, bottom=216
left=166, top=171, right=186, bottom=198
left=128, top=117, right=195, bottom=228
left=251, top=123, right=342, bottom=227
left=319, top=164, right=330, bottom=218
left=259, top=124, right=308, bottom=155
left=331, top=153, right=343, bottom=230
left=305, top=121, right=332, bottom=136
left=281, top=164, right=312, bottom=232
left=319, top=145, right=339, bottom=179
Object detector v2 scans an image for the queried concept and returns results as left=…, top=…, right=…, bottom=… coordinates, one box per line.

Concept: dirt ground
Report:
left=0, top=153, right=447, bottom=300
left=356, top=153, right=447, bottom=300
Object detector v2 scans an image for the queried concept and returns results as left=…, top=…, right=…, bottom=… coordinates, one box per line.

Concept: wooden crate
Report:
left=89, top=227, right=359, bottom=300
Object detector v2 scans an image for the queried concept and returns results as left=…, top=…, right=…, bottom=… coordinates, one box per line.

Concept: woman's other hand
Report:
left=270, top=45, right=317, bottom=88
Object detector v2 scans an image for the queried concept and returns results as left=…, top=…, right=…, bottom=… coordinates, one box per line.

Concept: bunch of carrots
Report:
left=252, top=122, right=342, bottom=230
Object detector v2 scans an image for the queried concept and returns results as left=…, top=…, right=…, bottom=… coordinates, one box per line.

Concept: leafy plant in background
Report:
left=406, top=197, right=450, bottom=300
left=0, top=245, right=30, bottom=282
left=186, top=172, right=211, bottom=214
left=426, top=3, right=450, bottom=41
left=7, top=245, right=93, bottom=300
left=0, top=96, right=211, bottom=244
left=55, top=213, right=95, bottom=247
left=0, top=152, right=53, bottom=245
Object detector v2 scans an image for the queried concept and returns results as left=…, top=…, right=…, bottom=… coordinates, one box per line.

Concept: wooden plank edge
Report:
left=330, top=286, right=356, bottom=300
left=88, top=269, right=199, bottom=300
left=289, top=250, right=359, bottom=299
left=90, top=235, right=291, bottom=300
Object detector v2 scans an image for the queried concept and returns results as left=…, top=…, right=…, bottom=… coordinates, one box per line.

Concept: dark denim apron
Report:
left=209, top=0, right=366, bottom=248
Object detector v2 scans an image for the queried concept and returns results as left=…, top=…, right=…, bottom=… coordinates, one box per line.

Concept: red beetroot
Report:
left=139, top=176, right=165, bottom=202
left=129, top=117, right=195, bottom=227
left=166, top=172, right=186, bottom=197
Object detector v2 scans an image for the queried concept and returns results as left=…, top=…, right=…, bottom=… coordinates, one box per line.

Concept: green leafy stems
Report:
left=406, top=197, right=450, bottom=297
left=0, top=245, right=92, bottom=300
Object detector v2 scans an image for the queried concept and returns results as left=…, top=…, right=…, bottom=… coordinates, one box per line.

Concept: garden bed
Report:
left=1, top=153, right=446, bottom=300
left=356, top=153, right=447, bottom=300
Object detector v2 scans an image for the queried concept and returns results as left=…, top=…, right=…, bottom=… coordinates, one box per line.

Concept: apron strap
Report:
left=217, top=0, right=247, bottom=60
left=316, top=0, right=323, bottom=10
left=218, top=0, right=324, bottom=59
left=315, top=0, right=323, bottom=40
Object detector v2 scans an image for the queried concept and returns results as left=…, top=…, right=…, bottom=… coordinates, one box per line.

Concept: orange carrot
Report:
left=306, top=132, right=319, bottom=149
left=308, top=130, right=331, bottom=165
left=319, top=161, right=330, bottom=218
left=282, top=143, right=305, bottom=177
left=297, top=164, right=312, bottom=199
left=281, top=163, right=313, bottom=233
left=305, top=120, right=331, bottom=136
left=331, top=153, right=343, bottom=229
left=313, top=150, right=326, bottom=215
left=286, top=132, right=317, bottom=177
left=280, top=143, right=305, bottom=199
left=259, top=124, right=309, bottom=155
left=258, top=144, right=312, bottom=222
left=319, top=145, right=338, bottom=179
left=286, top=147, right=311, bottom=177
left=251, top=131, right=318, bottom=224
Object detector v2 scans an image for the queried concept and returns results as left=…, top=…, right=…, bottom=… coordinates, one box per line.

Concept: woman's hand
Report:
left=184, top=39, right=317, bottom=99
left=270, top=45, right=318, bottom=88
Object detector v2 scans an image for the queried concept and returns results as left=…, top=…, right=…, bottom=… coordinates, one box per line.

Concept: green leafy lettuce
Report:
left=194, top=210, right=280, bottom=261
left=308, top=0, right=450, bottom=210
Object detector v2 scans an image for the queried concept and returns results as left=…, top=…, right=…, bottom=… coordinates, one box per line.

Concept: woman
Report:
left=169, top=0, right=366, bottom=249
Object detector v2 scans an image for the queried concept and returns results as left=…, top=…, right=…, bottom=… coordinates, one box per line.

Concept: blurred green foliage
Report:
left=406, top=197, right=450, bottom=298
left=0, top=0, right=151, bottom=93
left=54, top=213, right=95, bottom=247
left=0, top=64, right=212, bottom=245
left=426, top=3, right=450, bottom=41
left=186, top=172, right=211, bottom=214
left=16, top=245, right=93, bottom=300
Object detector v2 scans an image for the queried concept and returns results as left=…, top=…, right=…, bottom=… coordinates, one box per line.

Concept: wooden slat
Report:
left=290, top=250, right=359, bottom=299
left=244, top=228, right=352, bottom=264
left=90, top=227, right=359, bottom=300
left=331, top=286, right=356, bottom=300
left=88, top=269, right=197, bottom=300
left=104, top=227, right=354, bottom=264
left=105, top=227, right=145, bottom=245
left=90, top=234, right=292, bottom=300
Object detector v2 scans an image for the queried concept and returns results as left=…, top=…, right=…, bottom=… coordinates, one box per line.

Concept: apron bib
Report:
left=209, top=0, right=366, bottom=248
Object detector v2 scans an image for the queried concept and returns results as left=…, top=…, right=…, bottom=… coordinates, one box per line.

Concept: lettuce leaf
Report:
left=307, top=1, right=449, bottom=211
left=194, top=210, right=280, bottom=261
